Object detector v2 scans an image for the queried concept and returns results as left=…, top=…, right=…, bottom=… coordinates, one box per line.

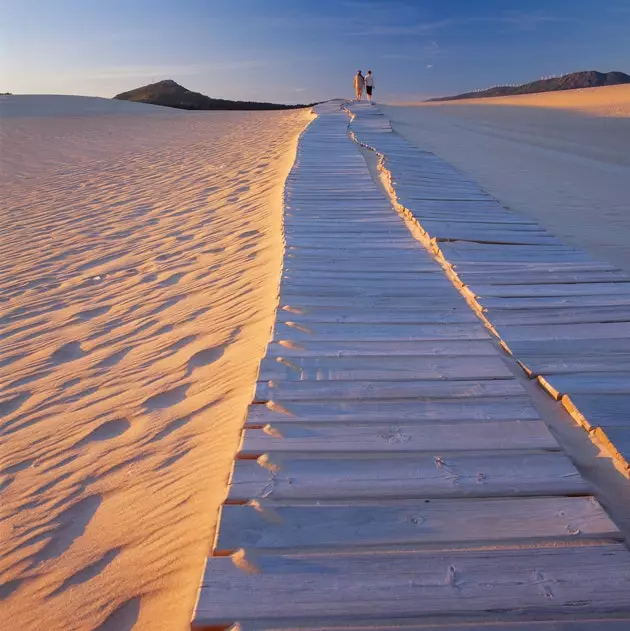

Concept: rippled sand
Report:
left=0, top=95, right=312, bottom=630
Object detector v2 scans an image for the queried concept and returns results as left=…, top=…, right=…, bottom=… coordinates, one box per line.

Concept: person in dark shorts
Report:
left=365, top=70, right=375, bottom=103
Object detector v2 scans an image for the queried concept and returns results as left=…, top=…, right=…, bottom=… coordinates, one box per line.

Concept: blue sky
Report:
left=2, top=0, right=630, bottom=102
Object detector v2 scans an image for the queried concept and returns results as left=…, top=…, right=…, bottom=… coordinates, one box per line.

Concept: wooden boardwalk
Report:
left=348, top=102, right=630, bottom=475
left=192, top=102, right=630, bottom=629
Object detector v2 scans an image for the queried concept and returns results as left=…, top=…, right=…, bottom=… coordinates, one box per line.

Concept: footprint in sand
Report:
left=186, top=344, right=226, bottom=374
left=51, top=342, right=86, bottom=363
left=142, top=384, right=189, bottom=412
left=159, top=272, right=184, bottom=287
left=75, top=419, right=130, bottom=447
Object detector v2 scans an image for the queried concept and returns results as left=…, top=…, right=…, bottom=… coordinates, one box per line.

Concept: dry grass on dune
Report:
left=0, top=101, right=312, bottom=630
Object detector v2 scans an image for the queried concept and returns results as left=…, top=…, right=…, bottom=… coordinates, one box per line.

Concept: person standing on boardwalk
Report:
left=365, top=70, right=375, bottom=103
left=354, top=70, right=365, bottom=101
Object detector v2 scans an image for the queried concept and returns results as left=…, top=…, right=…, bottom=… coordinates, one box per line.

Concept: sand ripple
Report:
left=0, top=98, right=312, bottom=630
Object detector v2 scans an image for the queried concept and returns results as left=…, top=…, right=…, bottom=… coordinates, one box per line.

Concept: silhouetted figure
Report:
left=354, top=70, right=365, bottom=101
left=365, top=70, right=375, bottom=103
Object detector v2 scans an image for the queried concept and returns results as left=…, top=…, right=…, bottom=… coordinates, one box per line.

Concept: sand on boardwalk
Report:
left=0, top=95, right=312, bottom=630
left=381, top=84, right=630, bottom=273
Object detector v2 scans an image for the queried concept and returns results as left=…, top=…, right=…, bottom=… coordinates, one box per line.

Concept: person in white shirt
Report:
left=365, top=70, right=375, bottom=103
left=354, top=70, right=365, bottom=101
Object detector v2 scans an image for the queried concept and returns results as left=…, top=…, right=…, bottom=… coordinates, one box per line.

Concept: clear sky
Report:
left=2, top=0, right=630, bottom=103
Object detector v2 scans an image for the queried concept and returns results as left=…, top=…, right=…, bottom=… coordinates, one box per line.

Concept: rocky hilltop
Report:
left=428, top=70, right=630, bottom=102
left=114, top=79, right=311, bottom=111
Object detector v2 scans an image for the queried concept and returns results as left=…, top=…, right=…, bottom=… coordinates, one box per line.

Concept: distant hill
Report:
left=114, top=79, right=312, bottom=111
left=428, top=70, right=630, bottom=102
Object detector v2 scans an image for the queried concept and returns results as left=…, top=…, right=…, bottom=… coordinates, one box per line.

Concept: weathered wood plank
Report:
left=195, top=544, right=630, bottom=622
left=467, top=283, right=630, bottom=298
left=517, top=355, right=630, bottom=377
left=538, top=373, right=630, bottom=400
left=275, top=306, right=477, bottom=324
left=246, top=398, right=541, bottom=425
left=561, top=393, right=630, bottom=430
left=278, top=295, right=464, bottom=309
left=437, top=242, right=590, bottom=264
left=255, top=379, right=524, bottom=402
left=507, top=338, right=630, bottom=357
left=273, top=322, right=491, bottom=342
left=228, top=452, right=588, bottom=501
left=488, top=306, right=630, bottom=326
left=258, top=355, right=513, bottom=382
left=480, top=295, right=630, bottom=310
left=215, top=617, right=630, bottom=630
left=279, top=286, right=458, bottom=298
left=240, top=421, right=558, bottom=455
left=457, top=271, right=629, bottom=285
left=217, top=497, right=617, bottom=551
left=279, top=278, right=455, bottom=291
left=496, top=322, right=630, bottom=343
left=265, top=340, right=500, bottom=357
left=453, top=261, right=619, bottom=273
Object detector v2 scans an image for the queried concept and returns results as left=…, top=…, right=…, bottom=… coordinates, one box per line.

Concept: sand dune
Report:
left=0, top=96, right=312, bottom=630
left=382, top=85, right=630, bottom=272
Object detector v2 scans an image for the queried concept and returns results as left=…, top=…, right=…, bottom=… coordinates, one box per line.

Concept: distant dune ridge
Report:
left=114, top=79, right=312, bottom=110
left=428, top=70, right=630, bottom=102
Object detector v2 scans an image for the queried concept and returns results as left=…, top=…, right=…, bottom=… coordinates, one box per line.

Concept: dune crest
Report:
left=0, top=96, right=312, bottom=630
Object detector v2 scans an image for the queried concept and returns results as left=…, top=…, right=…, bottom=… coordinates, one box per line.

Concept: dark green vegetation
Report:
left=113, top=79, right=313, bottom=111
left=428, top=70, right=630, bottom=102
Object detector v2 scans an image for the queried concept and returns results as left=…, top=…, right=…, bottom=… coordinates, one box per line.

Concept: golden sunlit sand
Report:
left=0, top=95, right=312, bottom=630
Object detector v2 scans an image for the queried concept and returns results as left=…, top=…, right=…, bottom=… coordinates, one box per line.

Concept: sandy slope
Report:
left=0, top=96, right=312, bottom=630
left=382, top=85, right=630, bottom=272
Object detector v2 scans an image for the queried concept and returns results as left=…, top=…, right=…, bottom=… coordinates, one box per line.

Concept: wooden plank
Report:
left=561, top=393, right=630, bottom=430
left=437, top=242, right=590, bottom=264
left=246, top=398, right=542, bottom=425
left=467, top=283, right=630, bottom=298
left=279, top=278, right=454, bottom=290
left=453, top=262, right=619, bottom=273
left=258, top=356, right=513, bottom=382
left=214, top=617, right=630, bottom=630
left=273, top=322, right=491, bottom=342
left=496, top=322, right=630, bottom=343
left=216, top=497, right=618, bottom=551
left=228, top=452, right=588, bottom=501
left=457, top=271, right=629, bottom=285
left=506, top=338, right=630, bottom=357
left=278, top=295, right=464, bottom=309
left=265, top=340, right=500, bottom=357
left=279, top=286, right=458, bottom=298
left=254, top=379, right=524, bottom=402
left=282, top=270, right=445, bottom=281
left=489, top=306, right=630, bottom=326
left=195, top=544, right=630, bottom=622
left=517, top=355, right=630, bottom=377
left=538, top=373, right=630, bottom=400
left=240, top=421, right=558, bottom=455
left=275, top=307, right=477, bottom=324
left=479, top=295, right=630, bottom=310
